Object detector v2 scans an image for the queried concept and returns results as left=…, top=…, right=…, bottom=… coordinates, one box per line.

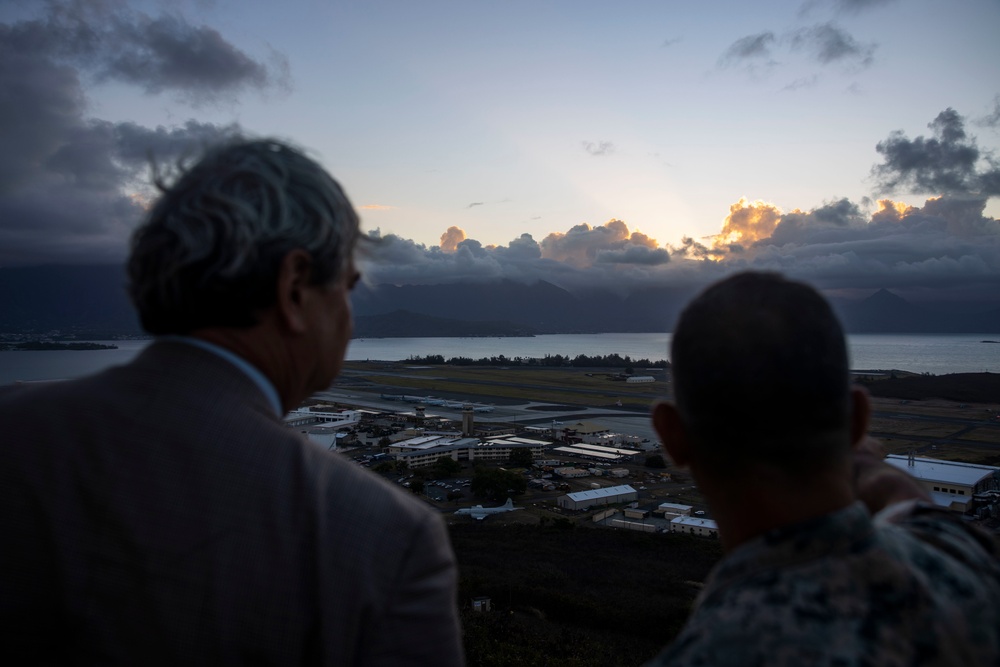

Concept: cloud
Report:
left=976, top=95, right=1000, bottom=130
left=720, top=32, right=777, bottom=65
left=362, top=116, right=1000, bottom=302
left=833, top=0, right=900, bottom=13
left=4, top=0, right=288, bottom=103
left=872, top=108, right=1000, bottom=197
left=715, top=198, right=784, bottom=246
left=782, top=75, right=820, bottom=92
left=596, top=245, right=670, bottom=266
left=582, top=140, right=615, bottom=156
left=721, top=23, right=874, bottom=80
left=466, top=202, right=484, bottom=209
left=440, top=226, right=466, bottom=253
left=0, top=1, right=255, bottom=266
left=789, top=23, right=875, bottom=68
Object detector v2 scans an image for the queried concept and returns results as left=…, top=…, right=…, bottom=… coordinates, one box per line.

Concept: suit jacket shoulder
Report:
left=0, top=341, right=463, bottom=666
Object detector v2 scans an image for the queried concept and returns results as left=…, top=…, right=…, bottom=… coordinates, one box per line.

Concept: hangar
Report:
left=557, top=484, right=638, bottom=510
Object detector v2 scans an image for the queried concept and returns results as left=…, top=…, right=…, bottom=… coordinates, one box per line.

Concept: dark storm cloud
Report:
left=742, top=196, right=1000, bottom=298
left=0, top=1, right=251, bottom=266
left=873, top=108, right=1000, bottom=197
left=595, top=246, right=670, bottom=266
left=362, top=230, right=571, bottom=286
left=363, top=220, right=674, bottom=294
left=789, top=23, right=874, bottom=67
left=582, top=141, right=615, bottom=156
left=5, top=0, right=287, bottom=101
left=99, top=14, right=275, bottom=96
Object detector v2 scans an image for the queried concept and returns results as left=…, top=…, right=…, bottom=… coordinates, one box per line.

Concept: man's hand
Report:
left=853, top=437, right=930, bottom=513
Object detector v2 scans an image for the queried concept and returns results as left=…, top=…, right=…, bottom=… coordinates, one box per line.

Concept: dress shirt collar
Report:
left=158, top=335, right=284, bottom=416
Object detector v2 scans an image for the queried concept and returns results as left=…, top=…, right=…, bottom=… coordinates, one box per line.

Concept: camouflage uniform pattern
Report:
left=647, top=501, right=1000, bottom=666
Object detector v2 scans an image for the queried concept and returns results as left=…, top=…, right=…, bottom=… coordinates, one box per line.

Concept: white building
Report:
left=389, top=438, right=545, bottom=469
left=885, top=454, right=1000, bottom=512
left=670, top=516, right=718, bottom=538
left=558, top=484, right=638, bottom=510
left=553, top=467, right=590, bottom=479
left=656, top=503, right=693, bottom=520
left=286, top=408, right=362, bottom=450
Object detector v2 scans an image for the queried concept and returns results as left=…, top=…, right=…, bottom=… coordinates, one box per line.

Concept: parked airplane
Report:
left=454, top=498, right=523, bottom=520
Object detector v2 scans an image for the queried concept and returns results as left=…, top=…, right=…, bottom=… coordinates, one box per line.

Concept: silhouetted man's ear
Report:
left=849, top=386, right=872, bottom=449
left=652, top=401, right=691, bottom=468
left=275, top=249, right=313, bottom=334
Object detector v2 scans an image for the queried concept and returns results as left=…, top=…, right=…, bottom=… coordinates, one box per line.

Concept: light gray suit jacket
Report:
left=0, top=341, right=464, bottom=666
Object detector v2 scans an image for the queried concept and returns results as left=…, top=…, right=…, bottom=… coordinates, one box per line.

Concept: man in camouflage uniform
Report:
left=647, top=272, right=1000, bottom=666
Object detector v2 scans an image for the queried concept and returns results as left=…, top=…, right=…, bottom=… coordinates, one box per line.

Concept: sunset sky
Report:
left=1, top=0, right=999, bottom=303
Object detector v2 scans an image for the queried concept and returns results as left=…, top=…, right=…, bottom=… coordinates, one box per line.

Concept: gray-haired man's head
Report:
left=128, top=139, right=360, bottom=335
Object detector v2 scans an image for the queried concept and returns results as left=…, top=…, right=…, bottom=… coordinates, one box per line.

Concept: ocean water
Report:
left=1, top=333, right=998, bottom=386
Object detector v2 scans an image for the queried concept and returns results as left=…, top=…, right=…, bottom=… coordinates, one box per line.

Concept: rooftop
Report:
left=565, top=484, right=636, bottom=501
left=885, top=454, right=999, bottom=487
left=572, top=443, right=640, bottom=456
left=671, top=516, right=718, bottom=529
left=553, top=446, right=621, bottom=460
left=928, top=490, right=973, bottom=510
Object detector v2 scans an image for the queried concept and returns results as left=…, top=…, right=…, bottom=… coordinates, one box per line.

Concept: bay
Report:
left=1, top=333, right=998, bottom=387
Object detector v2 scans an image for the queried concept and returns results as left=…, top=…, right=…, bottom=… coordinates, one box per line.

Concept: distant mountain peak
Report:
left=864, top=288, right=908, bottom=306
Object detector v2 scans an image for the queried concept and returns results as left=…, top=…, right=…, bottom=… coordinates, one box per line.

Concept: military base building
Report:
left=885, top=454, right=1000, bottom=514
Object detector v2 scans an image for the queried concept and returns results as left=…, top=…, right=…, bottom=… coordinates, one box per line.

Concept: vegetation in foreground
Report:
left=860, top=372, right=1000, bottom=404
left=451, top=523, right=722, bottom=667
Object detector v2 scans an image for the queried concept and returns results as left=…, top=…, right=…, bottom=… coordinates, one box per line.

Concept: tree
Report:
left=644, top=454, right=667, bottom=469
left=430, top=456, right=462, bottom=478
left=471, top=467, right=527, bottom=501
left=409, top=479, right=425, bottom=495
left=508, top=448, right=533, bottom=467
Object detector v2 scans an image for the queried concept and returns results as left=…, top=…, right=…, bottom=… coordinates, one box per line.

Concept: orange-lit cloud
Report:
left=715, top=197, right=783, bottom=247
left=871, top=198, right=914, bottom=223
left=359, top=204, right=395, bottom=210
left=440, top=226, right=466, bottom=252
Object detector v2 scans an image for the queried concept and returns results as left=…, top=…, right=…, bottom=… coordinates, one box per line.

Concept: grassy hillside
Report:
left=451, top=523, right=722, bottom=666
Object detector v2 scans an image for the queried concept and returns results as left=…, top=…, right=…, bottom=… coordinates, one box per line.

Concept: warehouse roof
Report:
left=553, top=446, right=621, bottom=460
left=671, top=516, right=718, bottom=529
left=564, top=484, right=637, bottom=502
left=572, top=443, right=641, bottom=456
left=885, top=455, right=998, bottom=487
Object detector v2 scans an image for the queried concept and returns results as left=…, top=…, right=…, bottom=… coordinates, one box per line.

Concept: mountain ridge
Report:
left=1, top=265, right=998, bottom=336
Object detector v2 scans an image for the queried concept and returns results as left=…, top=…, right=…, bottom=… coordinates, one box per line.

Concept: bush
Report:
left=644, top=454, right=667, bottom=469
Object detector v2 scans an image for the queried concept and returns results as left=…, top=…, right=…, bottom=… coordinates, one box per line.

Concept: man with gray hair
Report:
left=647, top=271, right=1000, bottom=666
left=0, top=139, right=464, bottom=666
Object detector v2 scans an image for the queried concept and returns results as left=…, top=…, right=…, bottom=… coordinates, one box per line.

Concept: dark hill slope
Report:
left=451, top=522, right=721, bottom=666
left=862, top=372, right=1000, bottom=403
